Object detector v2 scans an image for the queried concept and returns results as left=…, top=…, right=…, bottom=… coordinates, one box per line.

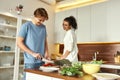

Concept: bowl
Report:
left=82, top=64, right=100, bottom=74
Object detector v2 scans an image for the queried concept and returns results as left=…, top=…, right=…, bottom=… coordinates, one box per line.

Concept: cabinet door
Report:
left=55, top=9, right=77, bottom=43
left=90, top=2, right=108, bottom=42
left=107, top=0, right=120, bottom=41
left=26, top=72, right=52, bottom=80
left=77, top=6, right=91, bottom=42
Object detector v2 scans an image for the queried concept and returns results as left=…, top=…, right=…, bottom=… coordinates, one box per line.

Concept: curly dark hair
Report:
left=34, top=8, right=48, bottom=20
left=64, top=16, right=77, bottom=30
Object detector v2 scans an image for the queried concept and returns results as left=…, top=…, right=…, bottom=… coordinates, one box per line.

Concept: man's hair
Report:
left=34, top=8, right=48, bottom=20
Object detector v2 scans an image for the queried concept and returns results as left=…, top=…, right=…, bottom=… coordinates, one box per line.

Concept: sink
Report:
left=101, top=64, right=120, bottom=69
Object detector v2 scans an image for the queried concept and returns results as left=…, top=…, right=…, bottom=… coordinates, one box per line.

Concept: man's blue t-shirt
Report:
left=18, top=21, right=47, bottom=63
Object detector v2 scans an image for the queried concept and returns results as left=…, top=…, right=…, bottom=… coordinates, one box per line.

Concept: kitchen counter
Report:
left=25, top=69, right=120, bottom=80
left=77, top=42, right=120, bottom=44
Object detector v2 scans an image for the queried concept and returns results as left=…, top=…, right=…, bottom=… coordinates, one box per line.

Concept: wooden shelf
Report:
left=0, top=35, right=16, bottom=39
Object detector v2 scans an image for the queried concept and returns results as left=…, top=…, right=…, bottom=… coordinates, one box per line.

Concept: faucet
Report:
left=93, top=51, right=99, bottom=61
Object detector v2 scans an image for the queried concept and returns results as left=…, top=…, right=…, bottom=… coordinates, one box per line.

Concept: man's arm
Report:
left=17, top=37, right=42, bottom=59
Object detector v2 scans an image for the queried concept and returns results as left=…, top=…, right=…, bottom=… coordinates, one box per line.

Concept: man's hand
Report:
left=32, top=53, right=43, bottom=60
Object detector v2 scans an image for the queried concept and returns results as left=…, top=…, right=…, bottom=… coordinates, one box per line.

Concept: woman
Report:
left=60, top=16, right=78, bottom=62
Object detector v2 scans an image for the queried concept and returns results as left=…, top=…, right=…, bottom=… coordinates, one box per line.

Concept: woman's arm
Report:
left=60, top=50, right=70, bottom=59
left=44, top=37, right=50, bottom=59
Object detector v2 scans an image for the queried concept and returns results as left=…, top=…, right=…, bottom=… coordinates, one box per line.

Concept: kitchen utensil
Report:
left=42, top=58, right=54, bottom=63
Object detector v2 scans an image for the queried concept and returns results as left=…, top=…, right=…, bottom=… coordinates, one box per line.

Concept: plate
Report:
left=92, top=73, right=120, bottom=80
left=39, top=66, right=59, bottom=72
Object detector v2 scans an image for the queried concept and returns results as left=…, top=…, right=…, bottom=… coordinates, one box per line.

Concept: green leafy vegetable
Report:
left=59, top=62, right=83, bottom=76
left=90, top=60, right=103, bottom=64
left=59, top=65, right=83, bottom=77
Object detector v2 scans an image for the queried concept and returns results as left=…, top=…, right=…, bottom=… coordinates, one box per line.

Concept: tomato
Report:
left=43, top=63, right=55, bottom=67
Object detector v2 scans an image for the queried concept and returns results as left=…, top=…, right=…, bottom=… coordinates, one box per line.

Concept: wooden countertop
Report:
left=25, top=69, right=96, bottom=80
left=57, top=42, right=120, bottom=45
left=78, top=42, right=120, bottom=45
left=25, top=69, right=120, bottom=80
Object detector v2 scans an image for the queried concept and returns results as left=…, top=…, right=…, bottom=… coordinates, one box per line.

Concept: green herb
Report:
left=59, top=66, right=83, bottom=77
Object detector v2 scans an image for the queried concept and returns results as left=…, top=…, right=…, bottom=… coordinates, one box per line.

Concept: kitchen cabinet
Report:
left=106, top=0, right=120, bottom=41
left=26, top=72, right=63, bottom=80
left=0, top=12, right=17, bottom=80
left=0, top=12, right=30, bottom=80
left=90, top=2, right=108, bottom=42
left=77, top=6, right=91, bottom=42
left=55, top=9, right=77, bottom=43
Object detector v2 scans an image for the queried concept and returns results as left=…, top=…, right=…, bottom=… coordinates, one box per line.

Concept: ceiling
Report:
left=56, top=0, right=64, bottom=3
left=40, top=0, right=108, bottom=12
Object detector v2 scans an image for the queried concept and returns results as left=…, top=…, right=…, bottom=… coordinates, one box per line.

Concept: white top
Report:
left=63, top=29, right=78, bottom=63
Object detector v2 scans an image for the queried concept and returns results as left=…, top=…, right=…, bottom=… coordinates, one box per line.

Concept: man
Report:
left=17, top=8, right=50, bottom=80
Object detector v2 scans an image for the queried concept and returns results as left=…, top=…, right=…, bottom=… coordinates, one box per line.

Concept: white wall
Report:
left=0, top=0, right=55, bottom=53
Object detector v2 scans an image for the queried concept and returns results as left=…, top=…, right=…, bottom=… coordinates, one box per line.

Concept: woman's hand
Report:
left=60, top=56, right=65, bottom=60
left=44, top=52, right=51, bottom=60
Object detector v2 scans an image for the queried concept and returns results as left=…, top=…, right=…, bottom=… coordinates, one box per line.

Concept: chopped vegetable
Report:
left=54, top=59, right=71, bottom=66
left=43, top=63, right=55, bottom=67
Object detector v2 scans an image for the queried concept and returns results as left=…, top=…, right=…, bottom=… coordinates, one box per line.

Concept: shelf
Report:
left=0, top=51, right=15, bottom=54
left=0, top=29, right=4, bottom=32
left=0, top=35, right=16, bottom=39
left=0, top=23, right=17, bottom=29
left=0, top=51, right=24, bottom=54
left=0, top=65, right=14, bottom=69
left=0, top=65, right=24, bottom=69
left=19, top=65, right=24, bottom=68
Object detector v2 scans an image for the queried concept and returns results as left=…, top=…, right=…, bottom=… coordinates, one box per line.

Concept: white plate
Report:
left=92, top=73, right=120, bottom=80
left=39, top=66, right=59, bottom=72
